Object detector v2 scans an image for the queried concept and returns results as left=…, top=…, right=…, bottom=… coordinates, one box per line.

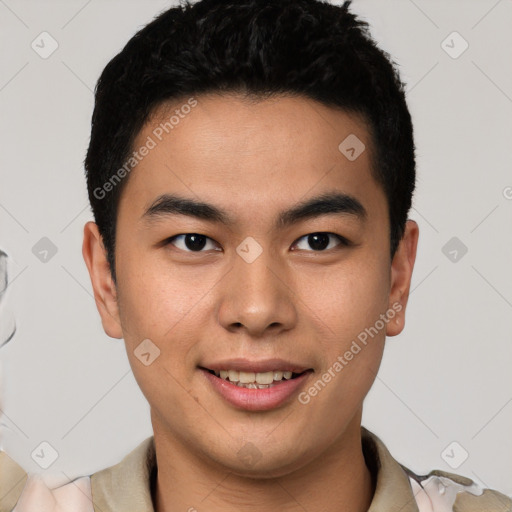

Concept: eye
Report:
left=166, top=233, right=220, bottom=252
left=292, top=232, right=350, bottom=252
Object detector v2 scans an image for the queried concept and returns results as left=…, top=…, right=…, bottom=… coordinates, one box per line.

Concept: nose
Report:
left=216, top=245, right=297, bottom=338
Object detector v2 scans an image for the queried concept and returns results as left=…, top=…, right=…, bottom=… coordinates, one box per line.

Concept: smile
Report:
left=199, top=365, right=313, bottom=411
left=206, top=369, right=304, bottom=389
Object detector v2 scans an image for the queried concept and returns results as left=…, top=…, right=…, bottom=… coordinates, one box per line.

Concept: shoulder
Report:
left=0, top=437, right=154, bottom=512
left=403, top=465, right=512, bottom=512
left=0, top=450, right=28, bottom=511
left=0, top=450, right=94, bottom=512
left=360, top=427, right=510, bottom=512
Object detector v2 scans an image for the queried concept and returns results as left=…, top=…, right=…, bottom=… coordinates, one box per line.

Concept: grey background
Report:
left=1, top=0, right=511, bottom=496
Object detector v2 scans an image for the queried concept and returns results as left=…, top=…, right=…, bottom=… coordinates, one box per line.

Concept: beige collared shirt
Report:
left=1, top=427, right=510, bottom=511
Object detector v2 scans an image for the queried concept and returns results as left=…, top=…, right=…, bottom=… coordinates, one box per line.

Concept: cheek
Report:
left=295, top=254, right=390, bottom=343
left=114, top=261, right=200, bottom=406
left=294, top=262, right=389, bottom=421
left=293, top=253, right=390, bottom=408
left=115, top=243, right=183, bottom=331
left=114, top=249, right=219, bottom=366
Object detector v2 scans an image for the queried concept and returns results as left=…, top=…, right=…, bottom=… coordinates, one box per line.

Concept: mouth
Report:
left=198, top=363, right=313, bottom=411
left=201, top=368, right=308, bottom=389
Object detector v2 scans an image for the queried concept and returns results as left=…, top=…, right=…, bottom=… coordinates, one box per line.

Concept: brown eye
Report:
left=166, top=234, right=220, bottom=252
left=292, top=232, right=350, bottom=252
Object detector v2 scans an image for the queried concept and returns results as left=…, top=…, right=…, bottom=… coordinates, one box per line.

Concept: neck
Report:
left=152, top=414, right=375, bottom=512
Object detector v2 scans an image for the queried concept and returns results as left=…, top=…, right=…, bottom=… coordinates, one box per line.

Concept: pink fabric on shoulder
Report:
left=13, top=473, right=94, bottom=512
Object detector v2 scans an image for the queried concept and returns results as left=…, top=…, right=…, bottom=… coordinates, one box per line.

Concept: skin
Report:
left=83, top=93, right=419, bottom=512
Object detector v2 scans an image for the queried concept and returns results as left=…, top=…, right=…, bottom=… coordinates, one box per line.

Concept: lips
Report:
left=198, top=358, right=313, bottom=411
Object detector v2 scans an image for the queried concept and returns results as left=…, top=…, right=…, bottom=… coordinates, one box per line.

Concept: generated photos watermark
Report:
left=298, top=301, right=402, bottom=405
left=93, top=97, right=198, bottom=200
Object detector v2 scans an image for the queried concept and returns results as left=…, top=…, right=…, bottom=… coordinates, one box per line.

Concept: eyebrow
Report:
left=141, top=191, right=367, bottom=229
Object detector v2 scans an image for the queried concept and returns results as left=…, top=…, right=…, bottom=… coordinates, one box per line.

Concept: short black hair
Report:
left=85, top=0, right=416, bottom=283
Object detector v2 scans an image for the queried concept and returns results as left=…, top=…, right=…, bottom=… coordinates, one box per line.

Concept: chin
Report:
left=203, top=437, right=317, bottom=480
left=224, top=455, right=307, bottom=480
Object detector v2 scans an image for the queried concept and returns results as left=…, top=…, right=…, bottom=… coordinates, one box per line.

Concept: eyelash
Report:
left=164, top=232, right=352, bottom=253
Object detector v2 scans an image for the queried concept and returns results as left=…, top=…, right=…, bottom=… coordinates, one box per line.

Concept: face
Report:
left=83, top=93, right=418, bottom=477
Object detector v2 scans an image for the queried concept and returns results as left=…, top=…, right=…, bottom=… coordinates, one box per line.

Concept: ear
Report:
left=386, top=220, right=419, bottom=337
left=82, top=221, right=123, bottom=339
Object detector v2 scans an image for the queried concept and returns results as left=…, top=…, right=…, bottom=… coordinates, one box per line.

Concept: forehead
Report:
left=119, top=93, right=384, bottom=227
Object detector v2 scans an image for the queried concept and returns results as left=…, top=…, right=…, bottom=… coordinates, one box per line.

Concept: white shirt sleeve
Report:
left=409, top=474, right=485, bottom=512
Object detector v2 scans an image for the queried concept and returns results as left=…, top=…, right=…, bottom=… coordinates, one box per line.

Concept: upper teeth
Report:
left=216, top=370, right=293, bottom=384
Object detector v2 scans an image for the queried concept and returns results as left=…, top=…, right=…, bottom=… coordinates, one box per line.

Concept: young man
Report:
left=1, top=0, right=510, bottom=511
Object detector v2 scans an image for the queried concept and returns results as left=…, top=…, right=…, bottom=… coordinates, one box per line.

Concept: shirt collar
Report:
left=362, top=426, right=419, bottom=512
left=90, top=426, right=419, bottom=512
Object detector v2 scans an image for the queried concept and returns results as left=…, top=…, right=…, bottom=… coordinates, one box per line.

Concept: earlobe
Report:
left=82, top=221, right=123, bottom=339
left=386, top=220, right=419, bottom=337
